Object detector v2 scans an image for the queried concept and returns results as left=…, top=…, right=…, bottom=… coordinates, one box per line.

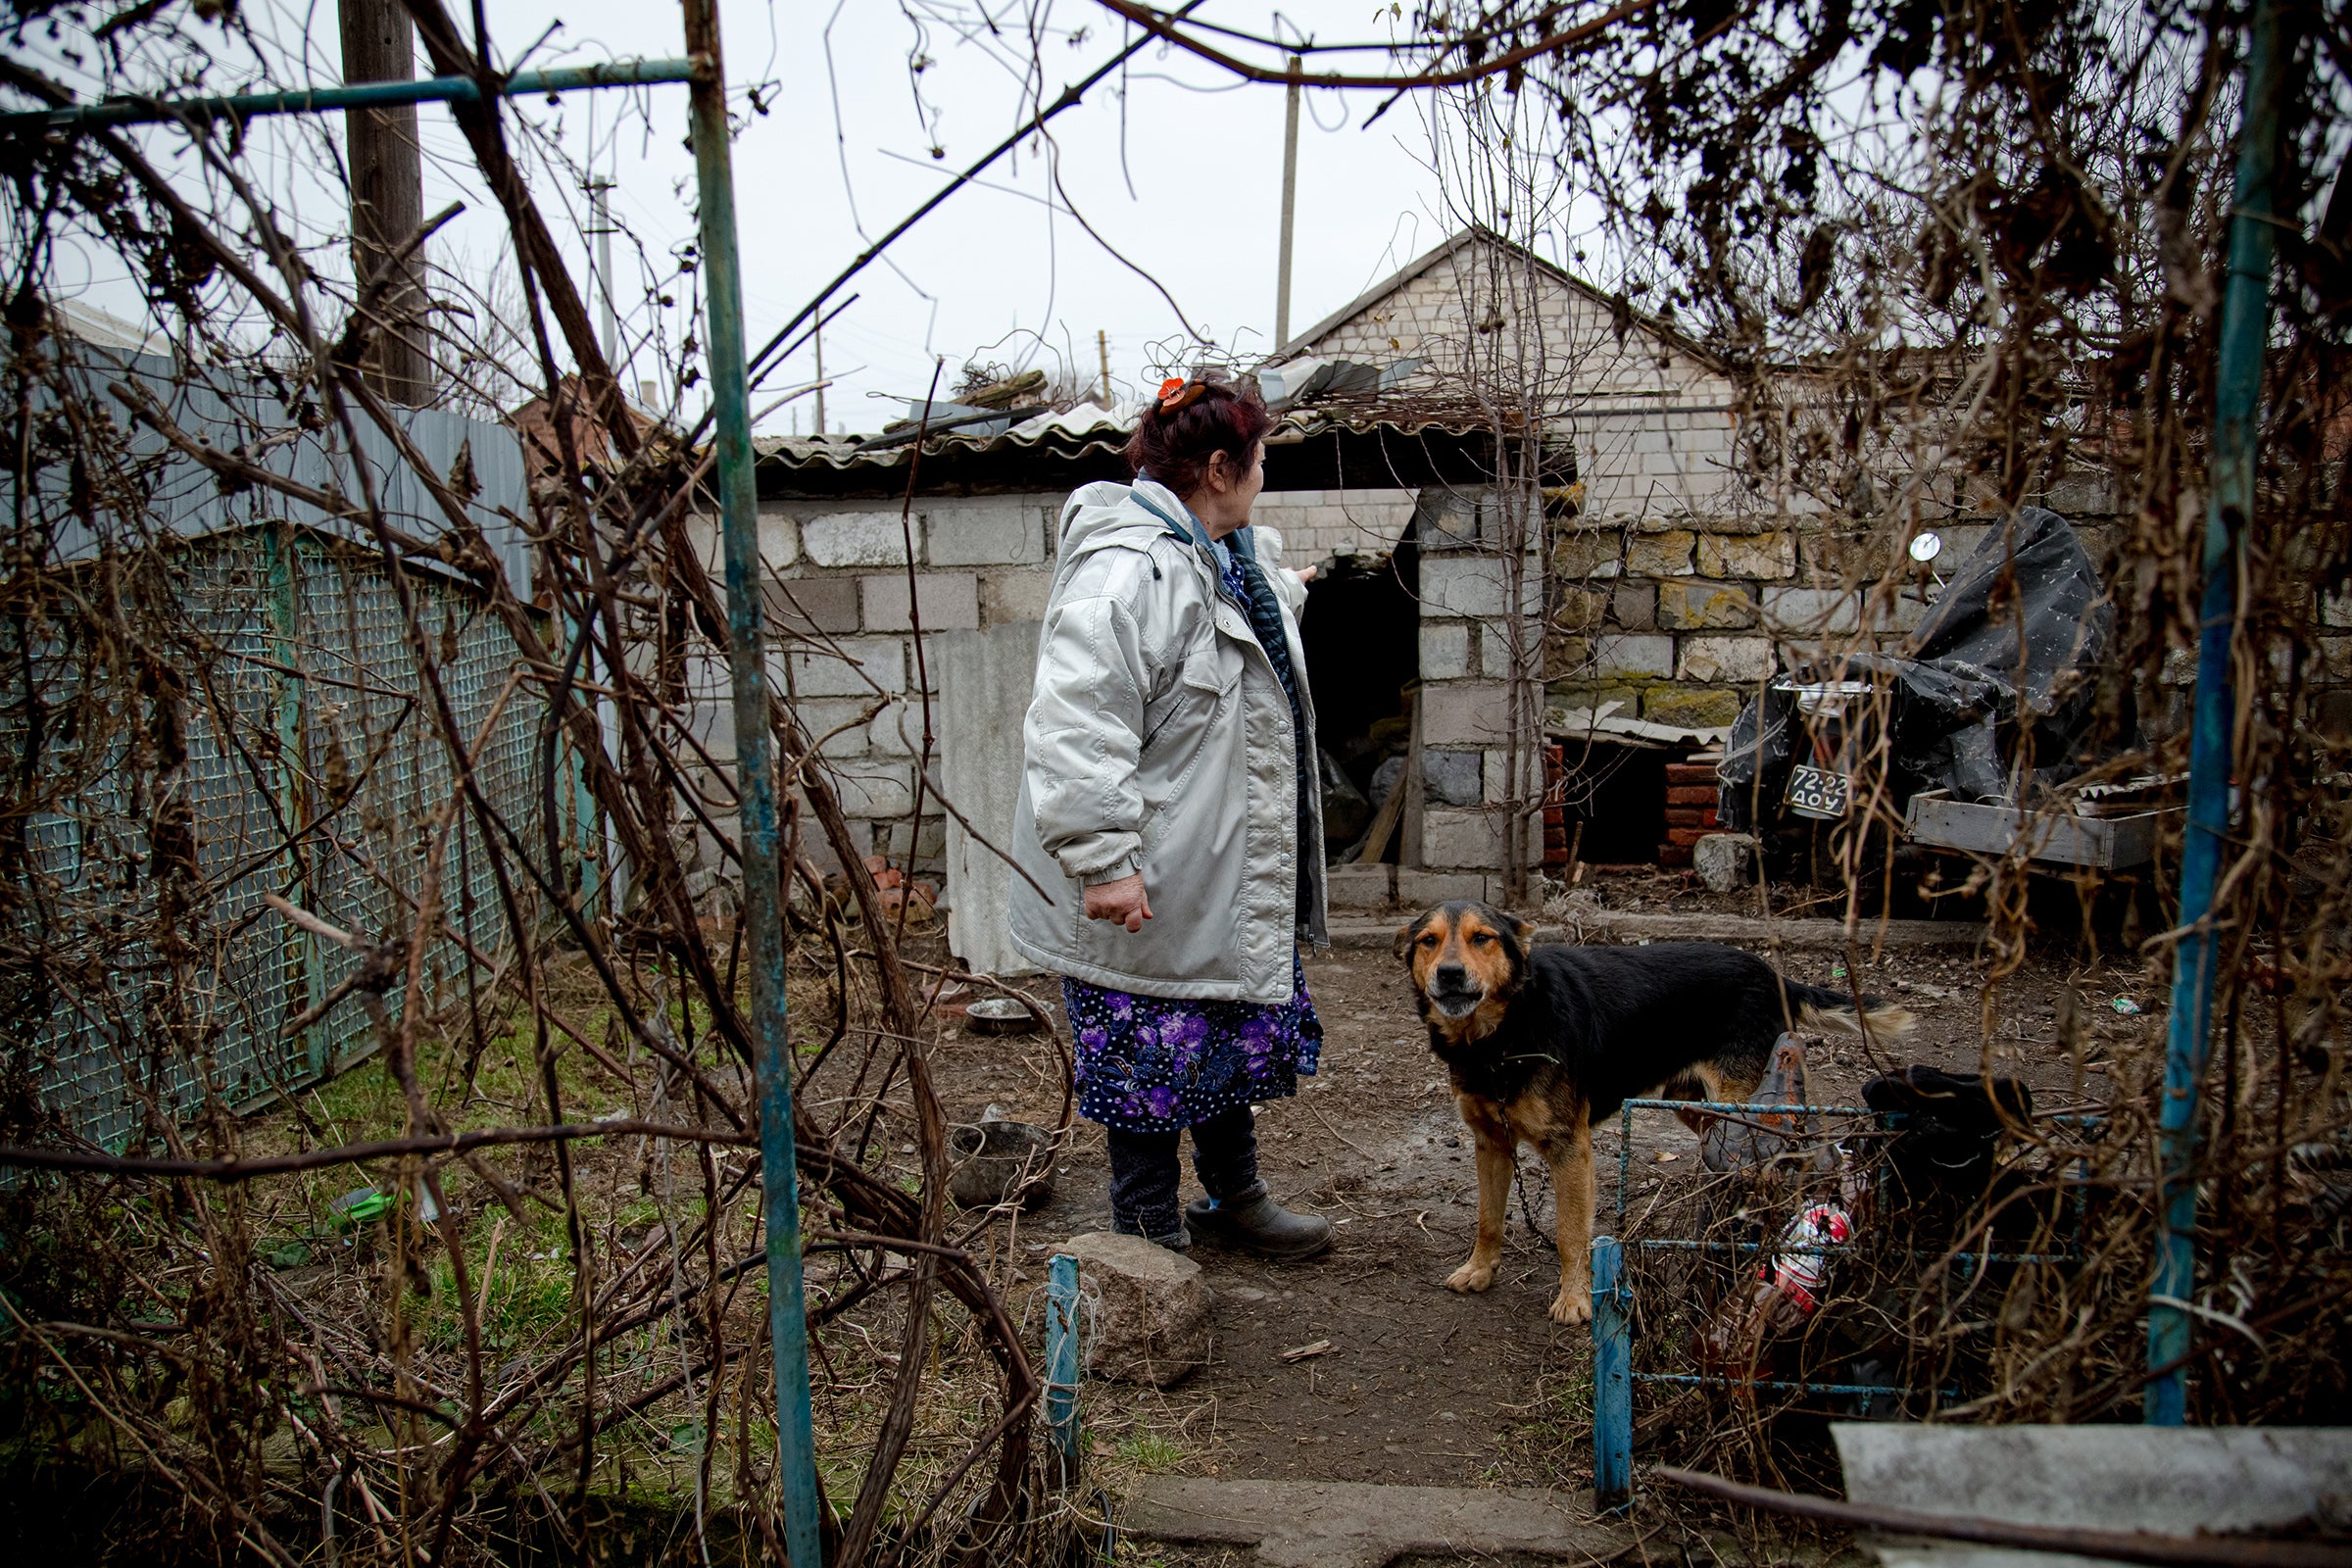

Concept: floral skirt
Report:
left=1064, top=951, right=1322, bottom=1134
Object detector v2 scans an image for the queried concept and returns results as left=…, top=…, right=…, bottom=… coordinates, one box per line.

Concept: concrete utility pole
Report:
left=338, top=0, right=432, bottom=405
left=1274, top=54, right=1301, bottom=352
left=588, top=104, right=618, bottom=368
left=1098, top=328, right=1112, bottom=407
left=812, top=317, right=827, bottom=434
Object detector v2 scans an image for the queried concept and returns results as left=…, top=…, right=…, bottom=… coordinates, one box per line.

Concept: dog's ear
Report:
left=1393, top=918, right=1420, bottom=962
left=1474, top=902, right=1531, bottom=954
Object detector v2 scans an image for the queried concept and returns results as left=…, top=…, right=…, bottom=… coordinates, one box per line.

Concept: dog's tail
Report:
left=1784, top=978, right=1916, bottom=1040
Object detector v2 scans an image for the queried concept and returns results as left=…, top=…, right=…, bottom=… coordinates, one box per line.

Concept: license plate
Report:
left=1786, top=764, right=1851, bottom=820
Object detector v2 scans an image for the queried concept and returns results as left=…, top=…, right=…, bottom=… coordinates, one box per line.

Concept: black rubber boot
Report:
left=1184, top=1182, right=1333, bottom=1260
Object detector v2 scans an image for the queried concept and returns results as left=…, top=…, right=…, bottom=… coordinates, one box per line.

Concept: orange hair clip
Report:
left=1155, top=377, right=1207, bottom=415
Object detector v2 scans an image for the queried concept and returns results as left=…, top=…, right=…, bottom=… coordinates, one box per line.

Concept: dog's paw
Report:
left=1549, top=1289, right=1594, bottom=1326
left=1445, top=1260, right=1497, bottom=1294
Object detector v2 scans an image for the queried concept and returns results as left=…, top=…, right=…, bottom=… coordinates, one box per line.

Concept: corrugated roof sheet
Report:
left=755, top=362, right=1535, bottom=476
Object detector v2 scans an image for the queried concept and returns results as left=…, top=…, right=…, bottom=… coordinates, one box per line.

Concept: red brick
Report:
left=1657, top=844, right=1694, bottom=866
left=1664, top=825, right=1710, bottom=847
left=1665, top=762, right=1718, bottom=784
left=1664, top=806, right=1719, bottom=826
left=1665, top=784, right=1716, bottom=806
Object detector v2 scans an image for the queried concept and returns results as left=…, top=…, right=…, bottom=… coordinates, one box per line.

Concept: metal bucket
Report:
left=947, top=1120, right=1055, bottom=1210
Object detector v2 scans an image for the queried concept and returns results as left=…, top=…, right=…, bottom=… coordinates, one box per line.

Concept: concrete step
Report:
left=1122, top=1475, right=1633, bottom=1568
left=1326, top=908, right=1986, bottom=952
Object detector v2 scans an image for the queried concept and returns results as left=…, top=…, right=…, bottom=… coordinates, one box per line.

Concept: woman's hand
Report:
left=1084, top=873, right=1153, bottom=933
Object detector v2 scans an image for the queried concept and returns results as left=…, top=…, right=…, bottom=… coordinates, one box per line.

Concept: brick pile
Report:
left=1659, top=760, right=1722, bottom=866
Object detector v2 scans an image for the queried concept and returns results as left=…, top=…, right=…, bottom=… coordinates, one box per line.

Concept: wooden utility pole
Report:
left=1097, top=328, right=1112, bottom=407
left=1274, top=54, right=1301, bottom=352
left=339, top=0, right=432, bottom=405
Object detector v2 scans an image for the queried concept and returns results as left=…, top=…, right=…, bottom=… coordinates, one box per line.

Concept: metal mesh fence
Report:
left=22, top=524, right=590, bottom=1150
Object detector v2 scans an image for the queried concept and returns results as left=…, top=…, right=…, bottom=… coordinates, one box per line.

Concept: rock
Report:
left=1366, top=749, right=1481, bottom=810
left=1318, top=749, right=1370, bottom=848
left=1694, top=831, right=1759, bottom=893
left=1056, top=1232, right=1212, bottom=1388
left=1421, top=749, right=1483, bottom=808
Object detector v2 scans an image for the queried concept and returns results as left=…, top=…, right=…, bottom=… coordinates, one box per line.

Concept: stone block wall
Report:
left=1250, top=489, right=1416, bottom=565
left=1299, top=232, right=2157, bottom=877
left=687, top=493, right=1064, bottom=880
left=692, top=484, right=1442, bottom=912
left=1547, top=395, right=2131, bottom=736
left=1408, top=491, right=1546, bottom=882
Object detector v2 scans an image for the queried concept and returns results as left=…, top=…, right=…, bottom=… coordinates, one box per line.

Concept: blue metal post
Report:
left=681, top=5, right=821, bottom=1558
left=2147, top=0, right=2289, bottom=1427
left=1592, top=1236, right=1632, bottom=1511
left=0, top=60, right=698, bottom=135
left=1046, top=1253, right=1082, bottom=1481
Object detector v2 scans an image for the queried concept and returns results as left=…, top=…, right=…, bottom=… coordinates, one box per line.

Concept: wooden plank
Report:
left=1349, top=687, right=1416, bottom=866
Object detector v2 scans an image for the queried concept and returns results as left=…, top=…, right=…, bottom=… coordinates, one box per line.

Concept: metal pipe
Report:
left=0, top=59, right=696, bottom=134
left=2147, top=0, right=2288, bottom=1427
left=1618, top=1098, right=1877, bottom=1115
left=1591, top=1236, right=1632, bottom=1511
left=679, top=1, right=821, bottom=1558
left=1634, top=1373, right=1922, bottom=1397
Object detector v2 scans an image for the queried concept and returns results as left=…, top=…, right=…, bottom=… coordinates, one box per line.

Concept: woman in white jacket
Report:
left=1007, top=375, right=1331, bottom=1257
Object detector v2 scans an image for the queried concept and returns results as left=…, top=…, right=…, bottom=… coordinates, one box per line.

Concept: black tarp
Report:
left=1717, top=507, right=2117, bottom=829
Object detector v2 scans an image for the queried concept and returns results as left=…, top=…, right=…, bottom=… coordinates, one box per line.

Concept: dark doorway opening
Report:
left=1300, top=532, right=1419, bottom=858
left=1550, top=739, right=1666, bottom=865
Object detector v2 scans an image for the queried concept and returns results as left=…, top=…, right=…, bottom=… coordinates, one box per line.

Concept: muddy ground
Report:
left=922, top=869, right=2159, bottom=1502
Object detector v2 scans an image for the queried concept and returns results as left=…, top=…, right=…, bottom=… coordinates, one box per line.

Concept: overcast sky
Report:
left=409, top=0, right=1463, bottom=435
left=20, top=3, right=1505, bottom=436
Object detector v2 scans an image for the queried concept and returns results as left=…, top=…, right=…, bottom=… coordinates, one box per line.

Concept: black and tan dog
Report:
left=1396, top=901, right=1914, bottom=1325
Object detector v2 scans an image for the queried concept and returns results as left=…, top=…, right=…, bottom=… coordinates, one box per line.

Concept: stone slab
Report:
left=979, top=567, right=1054, bottom=626
left=1122, top=1476, right=1631, bottom=1568
left=788, top=638, right=905, bottom=697
left=1417, top=680, right=1513, bottom=748
left=1657, top=579, right=1758, bottom=630
left=1419, top=555, right=1541, bottom=618
left=1418, top=621, right=1471, bottom=680
left=939, top=622, right=1042, bottom=978
left=1324, top=862, right=1396, bottom=909
left=1836, top=1423, right=2352, bottom=1568
left=1592, top=632, right=1674, bottom=678
left=802, top=510, right=920, bottom=567
left=860, top=570, right=980, bottom=632
left=1327, top=909, right=1986, bottom=950
left=762, top=575, right=861, bottom=636
left=1395, top=869, right=1494, bottom=907
left=1679, top=633, right=1773, bottom=684
left=1418, top=807, right=1504, bottom=872
left=924, top=500, right=1043, bottom=565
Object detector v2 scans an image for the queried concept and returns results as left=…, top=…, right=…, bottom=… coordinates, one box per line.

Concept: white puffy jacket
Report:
left=1006, top=479, right=1326, bottom=1004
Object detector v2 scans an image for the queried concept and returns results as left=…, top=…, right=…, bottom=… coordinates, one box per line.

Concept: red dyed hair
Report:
left=1123, top=373, right=1270, bottom=500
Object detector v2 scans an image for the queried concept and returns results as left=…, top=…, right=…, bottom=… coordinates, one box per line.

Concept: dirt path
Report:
left=925, top=874, right=2154, bottom=1500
